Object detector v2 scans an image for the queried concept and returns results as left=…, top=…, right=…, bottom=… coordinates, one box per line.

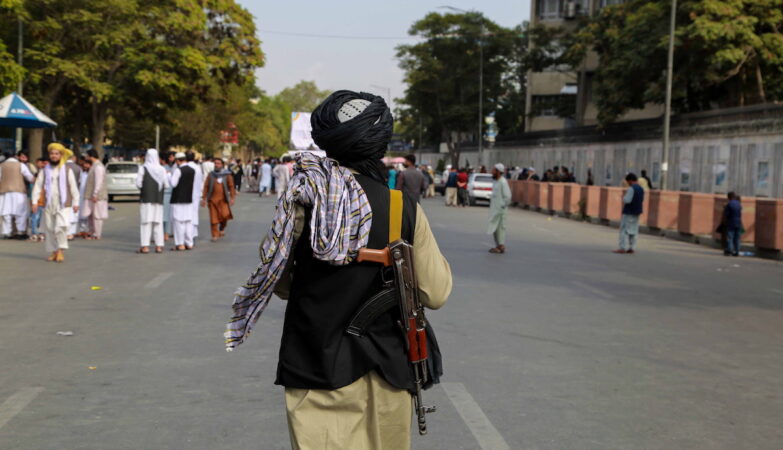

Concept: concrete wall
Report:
left=479, top=134, right=783, bottom=199
left=509, top=180, right=783, bottom=252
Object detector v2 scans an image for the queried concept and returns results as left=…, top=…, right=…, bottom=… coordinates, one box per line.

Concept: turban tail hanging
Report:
left=310, top=90, right=393, bottom=184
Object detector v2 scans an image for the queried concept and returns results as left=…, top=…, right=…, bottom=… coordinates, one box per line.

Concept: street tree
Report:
left=277, top=80, right=331, bottom=113
left=572, top=0, right=783, bottom=125
left=396, top=12, right=512, bottom=166
left=0, top=0, right=24, bottom=95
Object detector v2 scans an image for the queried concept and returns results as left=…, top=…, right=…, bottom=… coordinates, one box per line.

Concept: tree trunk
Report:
left=755, top=63, right=766, bottom=104
left=91, top=103, right=109, bottom=158
left=30, top=77, right=67, bottom=160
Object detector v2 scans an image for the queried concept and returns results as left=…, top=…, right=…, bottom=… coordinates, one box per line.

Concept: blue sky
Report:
left=238, top=1, right=530, bottom=110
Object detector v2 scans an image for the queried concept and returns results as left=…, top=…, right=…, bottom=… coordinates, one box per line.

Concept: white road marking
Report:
left=0, top=387, right=43, bottom=430
left=441, top=382, right=510, bottom=450
left=572, top=280, right=616, bottom=300
left=145, top=272, right=173, bottom=289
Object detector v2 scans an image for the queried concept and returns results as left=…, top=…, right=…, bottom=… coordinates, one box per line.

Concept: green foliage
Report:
left=574, top=0, right=783, bottom=125
left=396, top=12, right=518, bottom=163
left=277, top=80, right=331, bottom=113
left=0, top=0, right=265, bottom=155
left=0, top=0, right=23, bottom=93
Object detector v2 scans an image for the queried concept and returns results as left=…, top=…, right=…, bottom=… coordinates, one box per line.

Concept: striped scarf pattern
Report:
left=224, top=153, right=373, bottom=350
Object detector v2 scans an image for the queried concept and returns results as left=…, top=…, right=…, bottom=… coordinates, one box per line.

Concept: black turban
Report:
left=311, top=90, right=393, bottom=183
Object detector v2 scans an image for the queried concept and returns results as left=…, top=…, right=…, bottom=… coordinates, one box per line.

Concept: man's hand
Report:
left=31, top=205, right=38, bottom=214
left=200, top=199, right=206, bottom=208
left=90, top=196, right=97, bottom=203
left=230, top=199, right=235, bottom=206
left=73, top=205, right=79, bottom=213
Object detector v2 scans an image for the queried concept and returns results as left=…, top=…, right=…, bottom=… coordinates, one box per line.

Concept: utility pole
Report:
left=478, top=25, right=484, bottom=168
left=438, top=6, right=485, bottom=166
left=661, top=0, right=677, bottom=191
left=155, top=125, right=160, bottom=150
left=15, top=18, right=23, bottom=153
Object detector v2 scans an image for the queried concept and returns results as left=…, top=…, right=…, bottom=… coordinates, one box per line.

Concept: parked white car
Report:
left=106, top=162, right=140, bottom=201
left=467, top=173, right=494, bottom=206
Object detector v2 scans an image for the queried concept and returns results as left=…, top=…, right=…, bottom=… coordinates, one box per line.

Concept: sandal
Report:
left=136, top=247, right=150, bottom=254
left=155, top=247, right=164, bottom=254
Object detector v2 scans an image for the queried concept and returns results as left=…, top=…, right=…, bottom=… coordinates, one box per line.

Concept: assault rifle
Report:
left=350, top=240, right=437, bottom=435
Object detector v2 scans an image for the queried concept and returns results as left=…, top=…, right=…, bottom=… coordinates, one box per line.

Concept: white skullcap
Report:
left=175, top=152, right=186, bottom=159
left=494, top=163, right=505, bottom=172
left=337, top=99, right=371, bottom=123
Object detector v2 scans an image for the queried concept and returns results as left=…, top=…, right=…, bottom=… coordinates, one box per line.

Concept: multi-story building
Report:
left=524, top=0, right=663, bottom=131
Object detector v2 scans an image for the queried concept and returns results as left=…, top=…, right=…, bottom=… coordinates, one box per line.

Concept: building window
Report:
left=538, top=0, right=562, bottom=19
left=600, top=0, right=625, bottom=8
left=538, top=0, right=589, bottom=19
left=531, top=95, right=576, bottom=118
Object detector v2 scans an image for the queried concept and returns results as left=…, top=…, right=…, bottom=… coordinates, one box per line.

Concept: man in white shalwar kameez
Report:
left=31, top=144, right=80, bottom=262
left=487, top=163, right=511, bottom=254
left=0, top=152, right=35, bottom=239
left=82, top=150, right=109, bottom=240
left=168, top=152, right=197, bottom=250
left=135, top=149, right=169, bottom=253
left=186, top=153, right=203, bottom=241
left=259, top=159, right=272, bottom=196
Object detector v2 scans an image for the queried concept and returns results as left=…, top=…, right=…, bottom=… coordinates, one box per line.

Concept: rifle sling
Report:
left=346, top=189, right=404, bottom=337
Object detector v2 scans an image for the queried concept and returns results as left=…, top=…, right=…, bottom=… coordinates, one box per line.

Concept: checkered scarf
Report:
left=224, top=153, right=373, bottom=350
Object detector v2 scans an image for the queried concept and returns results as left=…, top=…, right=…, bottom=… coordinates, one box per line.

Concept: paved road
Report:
left=1, top=193, right=782, bottom=449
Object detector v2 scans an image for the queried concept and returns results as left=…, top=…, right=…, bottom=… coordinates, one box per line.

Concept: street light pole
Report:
left=661, top=0, right=677, bottom=191
left=439, top=6, right=484, bottom=167
left=15, top=17, right=23, bottom=153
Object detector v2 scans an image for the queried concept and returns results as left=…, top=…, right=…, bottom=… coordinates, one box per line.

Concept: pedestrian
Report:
left=162, top=151, right=175, bottom=241
left=0, top=151, right=35, bottom=239
left=387, top=165, right=397, bottom=189
left=135, top=149, right=168, bottom=254
left=225, top=90, right=451, bottom=450
left=186, top=152, right=203, bottom=242
left=640, top=169, right=654, bottom=190
left=444, top=167, right=458, bottom=206
left=31, top=143, right=80, bottom=262
left=273, top=156, right=292, bottom=199
left=201, top=157, right=236, bottom=242
left=169, top=152, right=196, bottom=251
left=73, top=156, right=90, bottom=238
left=587, top=169, right=594, bottom=186
left=231, top=158, right=244, bottom=192
left=488, top=163, right=511, bottom=254
left=201, top=155, right=215, bottom=179
left=723, top=192, right=743, bottom=257
left=248, top=159, right=260, bottom=192
left=456, top=168, right=469, bottom=207
left=396, top=154, right=427, bottom=202
left=28, top=157, right=48, bottom=242
left=259, top=158, right=272, bottom=196
left=424, top=165, right=436, bottom=198
left=81, top=150, right=109, bottom=240
left=613, top=173, right=644, bottom=254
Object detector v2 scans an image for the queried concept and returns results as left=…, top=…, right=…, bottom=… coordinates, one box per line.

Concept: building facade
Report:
left=524, top=0, right=663, bottom=132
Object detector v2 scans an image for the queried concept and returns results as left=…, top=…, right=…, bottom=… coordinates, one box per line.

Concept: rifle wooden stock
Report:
left=357, top=248, right=392, bottom=267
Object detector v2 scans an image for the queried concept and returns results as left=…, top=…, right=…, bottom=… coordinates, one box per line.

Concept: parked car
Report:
left=467, top=173, right=494, bottom=206
left=433, top=173, right=445, bottom=195
left=106, top=162, right=140, bottom=201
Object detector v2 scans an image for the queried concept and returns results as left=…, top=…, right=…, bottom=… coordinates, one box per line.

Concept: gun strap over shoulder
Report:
left=347, top=188, right=405, bottom=337
left=389, top=188, right=403, bottom=243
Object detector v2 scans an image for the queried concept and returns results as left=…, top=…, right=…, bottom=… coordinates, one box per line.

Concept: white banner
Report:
left=290, top=112, right=320, bottom=151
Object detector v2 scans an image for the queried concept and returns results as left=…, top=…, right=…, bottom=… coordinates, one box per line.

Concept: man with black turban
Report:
left=228, top=91, right=452, bottom=449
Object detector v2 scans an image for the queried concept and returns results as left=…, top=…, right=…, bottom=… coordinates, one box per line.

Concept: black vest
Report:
left=140, top=168, right=165, bottom=204
left=171, top=165, right=195, bottom=204
left=275, top=174, right=417, bottom=391
left=622, top=184, right=644, bottom=215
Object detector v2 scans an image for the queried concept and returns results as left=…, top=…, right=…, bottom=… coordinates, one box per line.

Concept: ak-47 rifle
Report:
left=353, top=241, right=437, bottom=435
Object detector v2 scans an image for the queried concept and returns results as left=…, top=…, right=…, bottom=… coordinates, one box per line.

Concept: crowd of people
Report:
left=0, top=144, right=247, bottom=261
left=386, top=154, right=437, bottom=203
